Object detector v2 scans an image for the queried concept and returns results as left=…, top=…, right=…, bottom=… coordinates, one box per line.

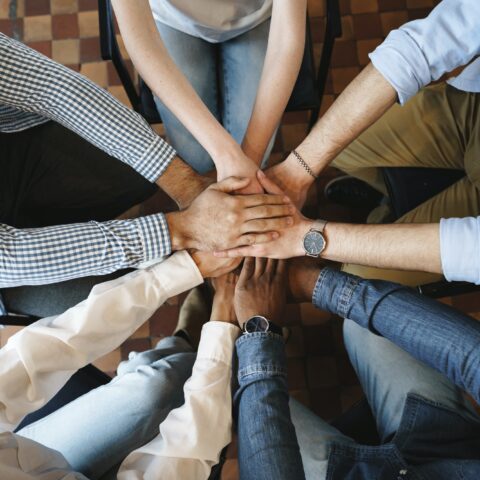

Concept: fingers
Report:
left=238, top=257, right=255, bottom=286
left=257, top=170, right=285, bottom=195
left=276, top=259, right=287, bottom=277
left=242, top=216, right=293, bottom=234
left=254, top=257, right=267, bottom=277
left=213, top=176, right=251, bottom=193
left=236, top=231, right=278, bottom=247
left=241, top=193, right=290, bottom=208
left=266, top=258, right=278, bottom=277
left=243, top=203, right=294, bottom=221
left=214, top=244, right=267, bottom=259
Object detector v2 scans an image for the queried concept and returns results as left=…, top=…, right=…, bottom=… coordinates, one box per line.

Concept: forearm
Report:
left=322, top=222, right=442, bottom=274
left=0, top=215, right=171, bottom=287
left=313, top=268, right=480, bottom=404
left=112, top=0, right=241, bottom=168
left=242, top=0, right=306, bottom=164
left=0, top=33, right=175, bottom=182
left=118, top=322, right=239, bottom=480
left=296, top=64, right=396, bottom=178
left=0, top=251, right=203, bottom=430
left=235, top=334, right=305, bottom=480
left=156, top=156, right=212, bottom=209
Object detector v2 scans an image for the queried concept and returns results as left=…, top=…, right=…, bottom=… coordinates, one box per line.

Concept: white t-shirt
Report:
left=149, top=0, right=273, bottom=42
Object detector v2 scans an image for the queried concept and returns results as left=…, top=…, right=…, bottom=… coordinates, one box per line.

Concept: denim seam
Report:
left=238, top=365, right=287, bottom=379
left=312, top=268, right=329, bottom=306
left=338, top=276, right=360, bottom=318
left=235, top=331, right=283, bottom=345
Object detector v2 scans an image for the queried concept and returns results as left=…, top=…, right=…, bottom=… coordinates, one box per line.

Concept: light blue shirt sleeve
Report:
left=369, top=0, right=480, bottom=104
left=440, top=217, right=480, bottom=285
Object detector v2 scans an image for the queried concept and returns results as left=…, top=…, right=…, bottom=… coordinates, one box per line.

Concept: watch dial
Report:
left=245, top=316, right=269, bottom=333
left=303, top=231, right=325, bottom=255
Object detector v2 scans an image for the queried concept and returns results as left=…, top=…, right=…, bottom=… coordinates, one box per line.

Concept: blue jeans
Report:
left=17, top=336, right=195, bottom=479
left=292, top=268, right=480, bottom=479
left=234, top=332, right=306, bottom=480
left=155, top=20, right=274, bottom=173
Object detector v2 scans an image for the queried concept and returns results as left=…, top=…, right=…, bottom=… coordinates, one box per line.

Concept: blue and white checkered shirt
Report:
left=0, top=33, right=176, bottom=288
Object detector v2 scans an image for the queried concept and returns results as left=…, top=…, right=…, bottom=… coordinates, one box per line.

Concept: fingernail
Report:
left=258, top=170, right=266, bottom=178
left=287, top=217, right=294, bottom=226
left=272, top=232, right=279, bottom=239
left=283, top=196, right=290, bottom=203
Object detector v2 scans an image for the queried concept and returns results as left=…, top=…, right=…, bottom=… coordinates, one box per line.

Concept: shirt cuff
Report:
left=236, top=332, right=287, bottom=382
left=137, top=213, right=172, bottom=262
left=151, top=250, right=204, bottom=298
left=440, top=217, right=480, bottom=285
left=369, top=29, right=431, bottom=105
left=137, top=137, right=177, bottom=183
left=196, top=322, right=240, bottom=366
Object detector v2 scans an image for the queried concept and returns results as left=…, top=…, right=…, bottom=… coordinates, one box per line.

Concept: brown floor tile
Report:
left=149, top=304, right=180, bottom=338
left=79, top=0, right=97, bottom=11
left=78, top=10, right=98, bottom=37
left=331, top=40, right=359, bottom=67
left=26, top=40, right=52, bottom=56
left=80, top=36, right=101, bottom=62
left=303, top=324, right=336, bottom=356
left=121, top=337, right=152, bottom=359
left=352, top=12, right=383, bottom=39
left=350, top=0, right=379, bottom=14
left=52, top=38, right=79, bottom=64
left=0, top=0, right=10, bottom=19
left=25, top=0, right=50, bottom=16
left=452, top=291, right=480, bottom=313
left=285, top=325, right=306, bottom=358
left=290, top=388, right=312, bottom=408
left=52, top=13, right=78, bottom=39
left=380, top=10, right=409, bottom=36
left=378, top=0, right=406, bottom=11
left=309, top=386, right=343, bottom=420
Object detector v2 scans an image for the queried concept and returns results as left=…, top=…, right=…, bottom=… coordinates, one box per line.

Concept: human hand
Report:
left=265, top=153, right=315, bottom=209
left=166, top=176, right=294, bottom=252
left=234, top=257, right=287, bottom=327
left=210, top=272, right=238, bottom=325
left=287, top=256, right=324, bottom=303
left=216, top=147, right=263, bottom=194
left=191, top=250, right=241, bottom=278
left=214, top=171, right=313, bottom=259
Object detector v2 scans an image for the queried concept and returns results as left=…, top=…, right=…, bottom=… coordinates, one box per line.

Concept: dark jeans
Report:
left=0, top=121, right=157, bottom=317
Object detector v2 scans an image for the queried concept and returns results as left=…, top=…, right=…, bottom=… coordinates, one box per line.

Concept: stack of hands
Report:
left=165, top=159, right=316, bottom=279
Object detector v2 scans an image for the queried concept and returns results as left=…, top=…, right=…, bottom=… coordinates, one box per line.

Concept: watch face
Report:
left=303, top=231, right=325, bottom=256
left=245, top=316, right=269, bottom=333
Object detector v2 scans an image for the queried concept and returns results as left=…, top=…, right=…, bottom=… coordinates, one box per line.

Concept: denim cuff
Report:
left=236, top=332, right=287, bottom=383
left=312, top=267, right=405, bottom=331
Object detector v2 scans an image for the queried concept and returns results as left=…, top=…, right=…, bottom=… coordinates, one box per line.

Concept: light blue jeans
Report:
left=155, top=20, right=275, bottom=173
left=291, top=268, right=480, bottom=480
left=17, top=336, right=195, bottom=479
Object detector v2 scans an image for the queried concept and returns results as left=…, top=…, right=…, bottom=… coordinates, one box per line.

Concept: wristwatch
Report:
left=303, top=220, right=327, bottom=257
left=243, top=315, right=282, bottom=336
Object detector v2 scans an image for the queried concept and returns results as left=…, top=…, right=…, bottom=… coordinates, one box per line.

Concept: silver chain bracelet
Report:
left=292, top=150, right=317, bottom=179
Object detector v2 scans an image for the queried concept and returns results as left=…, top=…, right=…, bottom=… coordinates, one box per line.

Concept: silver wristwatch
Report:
left=302, top=220, right=327, bottom=258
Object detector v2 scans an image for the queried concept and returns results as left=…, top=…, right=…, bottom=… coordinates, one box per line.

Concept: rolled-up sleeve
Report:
left=369, top=0, right=480, bottom=104
left=440, top=217, right=480, bottom=285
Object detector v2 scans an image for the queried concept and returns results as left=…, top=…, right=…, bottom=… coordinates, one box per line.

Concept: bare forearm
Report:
left=156, top=156, right=211, bottom=209
left=299, top=63, right=397, bottom=173
left=112, top=0, right=239, bottom=166
left=242, top=0, right=307, bottom=164
left=323, top=222, right=442, bottom=274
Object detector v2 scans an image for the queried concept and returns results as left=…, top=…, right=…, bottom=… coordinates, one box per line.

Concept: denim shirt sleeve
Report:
left=440, top=216, right=480, bottom=285
left=234, top=333, right=306, bottom=480
left=313, top=267, right=480, bottom=405
left=369, top=0, right=480, bottom=104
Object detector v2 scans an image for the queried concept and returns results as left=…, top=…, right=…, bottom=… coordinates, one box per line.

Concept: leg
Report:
left=17, top=336, right=195, bottom=479
left=289, top=398, right=355, bottom=480
left=332, top=83, right=469, bottom=194
left=343, top=319, right=478, bottom=442
left=220, top=19, right=275, bottom=167
left=342, top=176, right=480, bottom=285
left=154, top=22, right=219, bottom=174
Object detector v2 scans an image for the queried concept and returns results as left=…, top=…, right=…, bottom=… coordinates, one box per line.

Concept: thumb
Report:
left=257, top=170, right=284, bottom=195
left=213, top=176, right=251, bottom=193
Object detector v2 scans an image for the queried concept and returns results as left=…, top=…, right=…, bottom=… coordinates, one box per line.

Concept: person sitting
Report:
left=0, top=34, right=293, bottom=318
left=263, top=0, right=480, bottom=286
left=233, top=256, right=480, bottom=480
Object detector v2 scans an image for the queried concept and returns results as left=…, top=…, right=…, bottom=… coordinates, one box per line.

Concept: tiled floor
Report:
left=2, top=0, right=479, bottom=478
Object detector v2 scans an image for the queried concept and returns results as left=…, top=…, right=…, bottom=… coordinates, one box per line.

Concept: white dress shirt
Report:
left=0, top=251, right=240, bottom=479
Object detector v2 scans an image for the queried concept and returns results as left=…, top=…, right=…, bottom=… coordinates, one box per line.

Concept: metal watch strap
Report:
left=310, top=219, right=327, bottom=234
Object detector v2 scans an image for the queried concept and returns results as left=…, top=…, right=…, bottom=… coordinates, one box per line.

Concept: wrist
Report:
left=165, top=210, right=193, bottom=251
left=285, top=150, right=316, bottom=190
left=210, top=136, right=243, bottom=170
left=292, top=217, right=315, bottom=257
